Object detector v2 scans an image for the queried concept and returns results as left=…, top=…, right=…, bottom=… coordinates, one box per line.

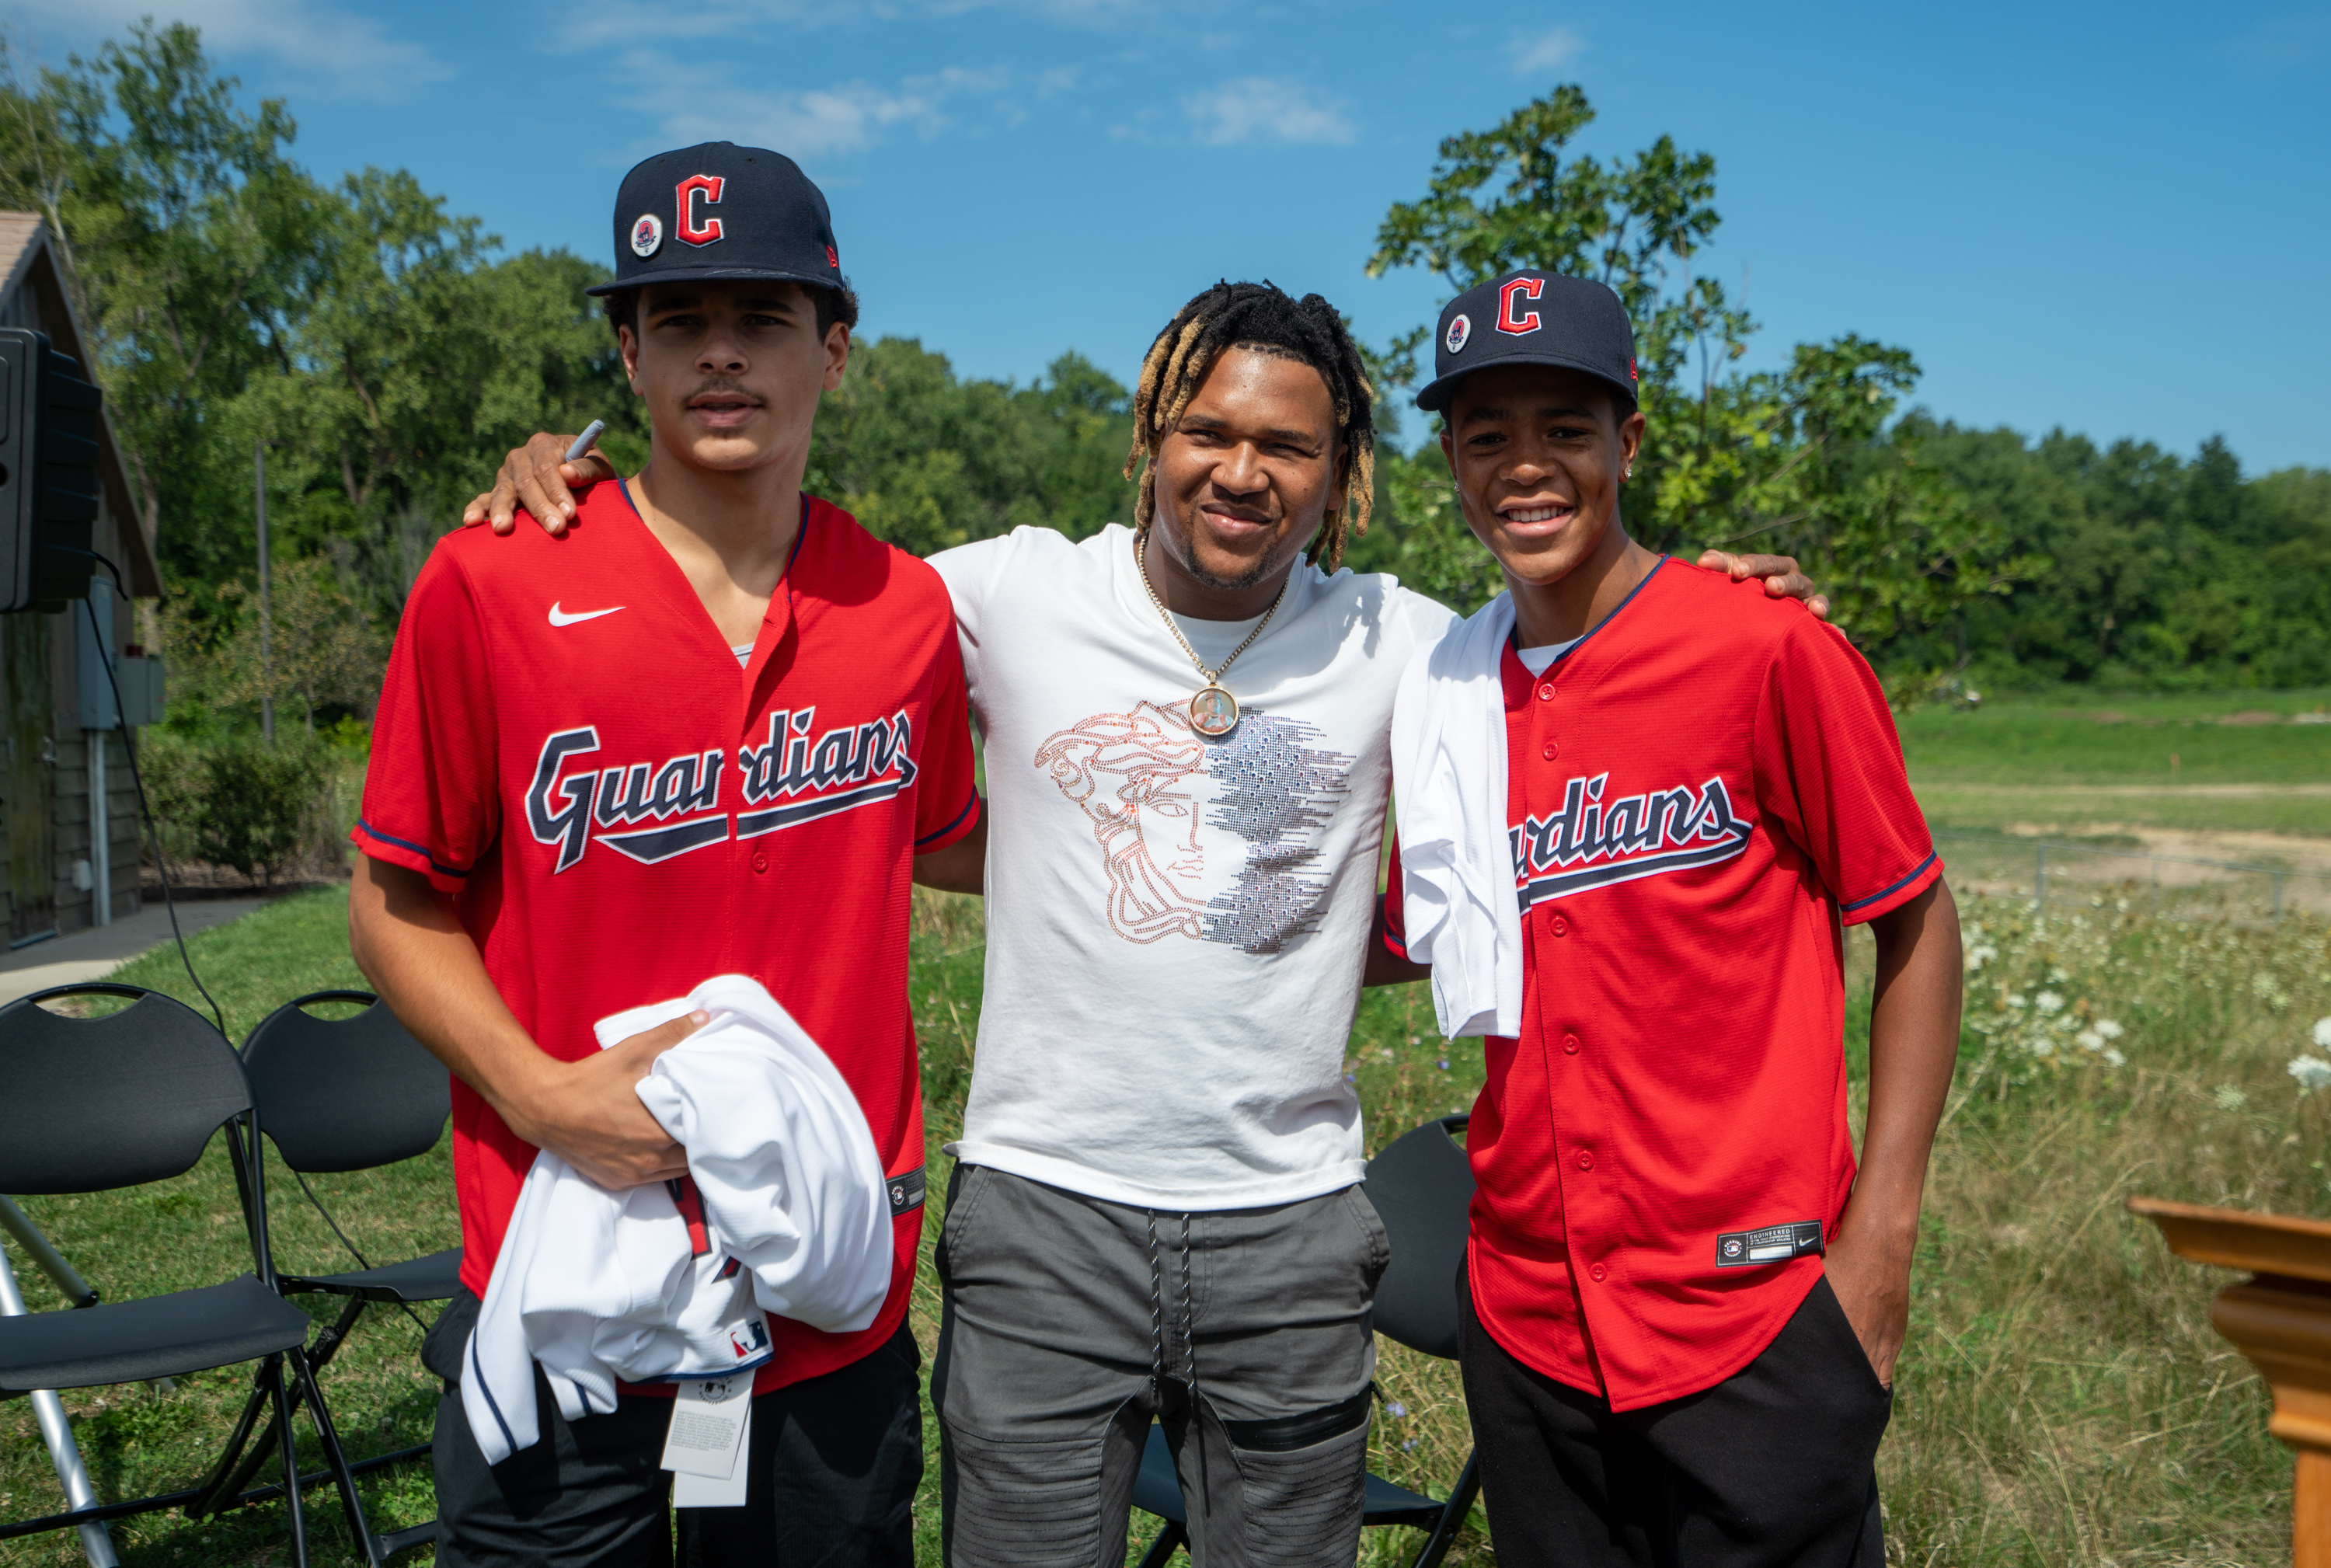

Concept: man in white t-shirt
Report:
left=471, top=280, right=1818, bottom=1566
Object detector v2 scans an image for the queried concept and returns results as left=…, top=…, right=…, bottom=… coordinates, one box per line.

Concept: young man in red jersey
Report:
left=1383, top=272, right=1963, bottom=1567
left=349, top=143, right=981, bottom=1567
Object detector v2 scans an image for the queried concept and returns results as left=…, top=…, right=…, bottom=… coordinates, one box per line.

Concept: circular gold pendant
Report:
left=1188, top=685, right=1240, bottom=738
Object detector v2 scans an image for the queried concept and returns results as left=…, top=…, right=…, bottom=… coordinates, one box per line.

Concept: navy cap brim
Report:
left=1414, top=353, right=1639, bottom=414
left=584, top=265, right=844, bottom=297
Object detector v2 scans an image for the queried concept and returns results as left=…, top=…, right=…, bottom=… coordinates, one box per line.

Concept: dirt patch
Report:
left=2218, top=709, right=2283, bottom=726
left=1961, top=822, right=2331, bottom=916
left=1998, top=824, right=2331, bottom=876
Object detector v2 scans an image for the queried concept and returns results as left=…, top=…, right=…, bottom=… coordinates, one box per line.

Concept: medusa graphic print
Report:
left=1035, top=701, right=1353, bottom=953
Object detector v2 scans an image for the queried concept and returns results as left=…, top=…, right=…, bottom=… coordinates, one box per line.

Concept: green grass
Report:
left=1898, top=688, right=2331, bottom=789
left=9, top=874, right=2329, bottom=1565
left=1900, top=689, right=2331, bottom=842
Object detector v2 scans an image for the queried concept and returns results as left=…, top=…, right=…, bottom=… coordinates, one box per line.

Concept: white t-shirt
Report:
left=1517, top=636, right=1583, bottom=675
left=929, top=524, right=1459, bottom=1210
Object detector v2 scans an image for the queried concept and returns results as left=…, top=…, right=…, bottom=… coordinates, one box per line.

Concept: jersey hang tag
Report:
left=669, top=1393, right=751, bottom=1507
left=1715, top=1221, right=1825, bottom=1269
left=660, top=1375, right=753, bottom=1481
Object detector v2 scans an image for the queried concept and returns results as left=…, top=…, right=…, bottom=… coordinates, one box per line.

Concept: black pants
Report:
left=423, top=1290, right=922, bottom=1567
left=1458, top=1272, right=1891, bottom=1568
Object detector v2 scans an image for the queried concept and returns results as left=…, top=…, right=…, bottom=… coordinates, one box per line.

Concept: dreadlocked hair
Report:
left=1122, top=280, right=1376, bottom=572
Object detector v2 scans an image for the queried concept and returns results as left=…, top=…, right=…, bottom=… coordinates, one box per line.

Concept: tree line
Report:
left=2, top=26, right=2322, bottom=737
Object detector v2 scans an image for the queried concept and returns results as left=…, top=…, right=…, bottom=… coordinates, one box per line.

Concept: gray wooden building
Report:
left=0, top=214, right=166, bottom=946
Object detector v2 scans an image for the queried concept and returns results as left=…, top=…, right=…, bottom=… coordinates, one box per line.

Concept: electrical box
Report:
left=0, top=327, right=99, bottom=612
left=70, top=577, right=163, bottom=729
left=113, top=655, right=166, bottom=727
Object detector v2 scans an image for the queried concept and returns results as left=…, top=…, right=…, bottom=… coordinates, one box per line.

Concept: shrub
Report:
left=138, top=730, right=336, bottom=887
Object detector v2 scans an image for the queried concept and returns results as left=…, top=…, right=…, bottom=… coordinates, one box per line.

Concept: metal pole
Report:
left=2035, top=843, right=2047, bottom=909
left=0, top=1237, right=118, bottom=1566
left=255, top=439, right=273, bottom=746
left=0, top=1196, right=96, bottom=1308
left=2273, top=872, right=2284, bottom=923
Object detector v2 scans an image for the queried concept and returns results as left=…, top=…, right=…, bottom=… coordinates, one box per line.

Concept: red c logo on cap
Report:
left=677, top=175, right=726, bottom=246
left=1497, top=277, right=1545, bottom=336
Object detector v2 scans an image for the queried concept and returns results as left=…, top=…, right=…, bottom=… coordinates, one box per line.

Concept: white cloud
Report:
left=9, top=0, right=451, bottom=98
left=1513, top=24, right=1585, bottom=76
left=614, top=53, right=1022, bottom=159
left=554, top=0, right=1140, bottom=48
left=1179, top=76, right=1354, bottom=148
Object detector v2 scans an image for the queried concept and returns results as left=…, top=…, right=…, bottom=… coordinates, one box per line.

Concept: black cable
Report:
left=291, top=1165, right=430, bottom=1336
left=75, top=554, right=430, bottom=1337
left=71, top=557, right=225, bottom=1036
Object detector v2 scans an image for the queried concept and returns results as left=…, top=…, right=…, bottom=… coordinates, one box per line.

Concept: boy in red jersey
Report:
left=349, top=144, right=981, bottom=1567
left=1383, top=272, right=1963, bottom=1567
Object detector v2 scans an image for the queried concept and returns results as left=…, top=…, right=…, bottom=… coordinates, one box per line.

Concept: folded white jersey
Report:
left=463, top=974, right=893, bottom=1466
left=1390, top=591, right=1527, bottom=1040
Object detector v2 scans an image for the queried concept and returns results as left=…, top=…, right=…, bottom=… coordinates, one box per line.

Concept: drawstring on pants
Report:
left=1145, top=1209, right=1196, bottom=1405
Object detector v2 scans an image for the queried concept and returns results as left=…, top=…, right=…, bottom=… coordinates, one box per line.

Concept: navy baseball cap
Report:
left=1414, top=270, right=1638, bottom=414
left=585, top=142, right=844, bottom=297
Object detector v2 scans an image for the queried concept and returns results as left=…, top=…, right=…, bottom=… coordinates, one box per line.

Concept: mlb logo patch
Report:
left=730, top=1318, right=770, bottom=1360
left=1444, top=314, right=1472, bottom=354
left=632, top=213, right=664, bottom=258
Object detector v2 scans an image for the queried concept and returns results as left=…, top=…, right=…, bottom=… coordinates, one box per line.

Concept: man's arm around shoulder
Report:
left=348, top=856, right=698, bottom=1189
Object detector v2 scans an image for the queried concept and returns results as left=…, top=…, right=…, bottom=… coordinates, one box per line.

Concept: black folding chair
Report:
left=192, top=990, right=461, bottom=1562
left=0, top=983, right=369, bottom=1566
left=1133, top=1114, right=1484, bottom=1568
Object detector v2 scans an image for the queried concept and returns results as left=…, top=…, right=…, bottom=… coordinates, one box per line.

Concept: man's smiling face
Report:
left=1440, top=363, right=1646, bottom=589
left=619, top=279, right=846, bottom=475
left=1151, top=347, right=1344, bottom=594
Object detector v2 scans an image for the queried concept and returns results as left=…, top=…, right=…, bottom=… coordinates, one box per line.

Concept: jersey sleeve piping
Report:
left=350, top=818, right=474, bottom=892
left=915, top=790, right=981, bottom=853
left=1839, top=850, right=1943, bottom=926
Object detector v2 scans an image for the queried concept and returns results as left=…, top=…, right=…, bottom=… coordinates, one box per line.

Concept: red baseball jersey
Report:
left=1385, top=559, right=1938, bottom=1411
left=354, top=483, right=978, bottom=1394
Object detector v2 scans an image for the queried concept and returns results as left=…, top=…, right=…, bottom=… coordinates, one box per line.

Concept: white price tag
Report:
left=671, top=1396, right=751, bottom=1507
left=659, top=1375, right=752, bottom=1482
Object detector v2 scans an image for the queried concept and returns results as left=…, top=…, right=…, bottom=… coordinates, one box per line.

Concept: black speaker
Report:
left=0, top=327, right=99, bottom=612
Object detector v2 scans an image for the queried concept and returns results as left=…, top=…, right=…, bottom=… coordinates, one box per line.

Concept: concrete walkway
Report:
left=0, top=898, right=266, bottom=1007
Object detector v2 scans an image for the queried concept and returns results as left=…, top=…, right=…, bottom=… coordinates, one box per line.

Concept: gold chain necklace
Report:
left=1134, top=535, right=1289, bottom=739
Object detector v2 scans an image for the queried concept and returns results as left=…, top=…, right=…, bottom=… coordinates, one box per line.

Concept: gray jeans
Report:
left=931, top=1166, right=1390, bottom=1568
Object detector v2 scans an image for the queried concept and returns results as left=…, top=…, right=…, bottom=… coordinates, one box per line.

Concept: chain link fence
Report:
left=1934, top=829, right=2331, bottom=924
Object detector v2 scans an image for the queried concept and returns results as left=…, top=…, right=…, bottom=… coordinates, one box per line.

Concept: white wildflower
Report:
left=2214, top=1085, right=2249, bottom=1112
left=2313, top=1017, right=2331, bottom=1051
left=2103, top=1047, right=2126, bottom=1068
left=1964, top=944, right=1998, bottom=974
left=2075, top=1030, right=2103, bottom=1052
left=2094, top=1020, right=2124, bottom=1041
left=2035, top=991, right=2065, bottom=1016
left=2029, top=1037, right=2054, bottom=1058
left=2290, top=1057, right=2331, bottom=1096
left=2006, top=993, right=2028, bottom=1010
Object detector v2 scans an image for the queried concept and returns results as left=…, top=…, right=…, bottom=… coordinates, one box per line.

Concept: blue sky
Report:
left=11, top=0, right=2329, bottom=470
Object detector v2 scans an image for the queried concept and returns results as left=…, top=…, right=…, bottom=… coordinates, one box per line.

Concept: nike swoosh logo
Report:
left=548, top=602, right=625, bottom=628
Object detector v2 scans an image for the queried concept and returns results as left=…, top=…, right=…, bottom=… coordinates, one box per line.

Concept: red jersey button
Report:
left=1550, top=915, right=1570, bottom=937
left=1561, top=1032, right=1580, bottom=1055
left=1590, top=1263, right=1608, bottom=1283
left=1575, top=1150, right=1594, bottom=1172
left=751, top=851, right=769, bottom=873
left=1541, top=742, right=1559, bottom=761
left=1535, top=681, right=1557, bottom=702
